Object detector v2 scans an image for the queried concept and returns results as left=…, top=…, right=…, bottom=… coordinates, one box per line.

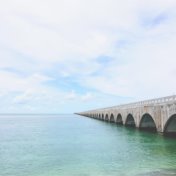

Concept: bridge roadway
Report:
left=77, top=95, right=176, bottom=136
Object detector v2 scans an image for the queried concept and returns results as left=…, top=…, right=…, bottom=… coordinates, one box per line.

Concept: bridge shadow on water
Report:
left=136, top=169, right=176, bottom=176
left=102, top=120, right=158, bottom=135
left=139, top=127, right=157, bottom=133
left=163, top=132, right=176, bottom=139
left=100, top=119, right=176, bottom=139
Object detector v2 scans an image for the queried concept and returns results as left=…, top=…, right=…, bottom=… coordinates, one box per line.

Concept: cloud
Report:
left=81, top=93, right=94, bottom=102
left=0, top=0, right=176, bottom=112
left=65, top=90, right=77, bottom=100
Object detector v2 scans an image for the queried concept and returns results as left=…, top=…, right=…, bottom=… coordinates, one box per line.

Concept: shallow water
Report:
left=0, top=114, right=176, bottom=176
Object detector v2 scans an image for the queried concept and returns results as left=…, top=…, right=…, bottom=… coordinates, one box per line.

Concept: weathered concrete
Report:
left=76, top=95, right=176, bottom=136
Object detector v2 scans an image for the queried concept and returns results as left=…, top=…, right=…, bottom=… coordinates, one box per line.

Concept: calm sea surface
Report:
left=0, top=114, right=176, bottom=176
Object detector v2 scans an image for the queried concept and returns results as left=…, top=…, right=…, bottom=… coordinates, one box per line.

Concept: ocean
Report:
left=0, top=114, right=176, bottom=176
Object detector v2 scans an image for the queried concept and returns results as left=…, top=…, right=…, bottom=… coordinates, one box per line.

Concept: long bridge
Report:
left=77, top=95, right=176, bottom=136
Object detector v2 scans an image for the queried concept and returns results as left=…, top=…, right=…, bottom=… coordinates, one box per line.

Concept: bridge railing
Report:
left=84, top=95, right=176, bottom=113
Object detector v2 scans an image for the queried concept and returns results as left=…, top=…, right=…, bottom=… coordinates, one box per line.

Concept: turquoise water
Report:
left=0, top=114, right=176, bottom=176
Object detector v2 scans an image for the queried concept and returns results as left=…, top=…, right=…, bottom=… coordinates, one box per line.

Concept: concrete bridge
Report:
left=77, top=95, right=176, bottom=137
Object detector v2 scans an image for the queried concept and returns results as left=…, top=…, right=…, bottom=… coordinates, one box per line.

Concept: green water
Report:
left=0, top=114, right=176, bottom=176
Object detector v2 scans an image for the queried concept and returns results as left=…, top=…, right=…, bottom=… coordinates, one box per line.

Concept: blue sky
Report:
left=0, top=0, right=176, bottom=113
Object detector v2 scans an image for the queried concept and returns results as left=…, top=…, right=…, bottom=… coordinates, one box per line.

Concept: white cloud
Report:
left=81, top=93, right=94, bottom=102
left=0, top=71, right=52, bottom=92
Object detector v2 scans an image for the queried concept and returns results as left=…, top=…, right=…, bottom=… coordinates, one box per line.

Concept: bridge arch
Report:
left=139, top=113, right=157, bottom=132
left=105, top=114, right=109, bottom=121
left=98, top=114, right=101, bottom=119
left=164, top=114, right=176, bottom=137
left=110, top=114, right=115, bottom=123
left=125, top=114, right=136, bottom=127
left=116, top=114, right=123, bottom=124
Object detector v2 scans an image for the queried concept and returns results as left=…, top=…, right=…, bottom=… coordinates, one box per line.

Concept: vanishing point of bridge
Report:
left=77, top=95, right=176, bottom=136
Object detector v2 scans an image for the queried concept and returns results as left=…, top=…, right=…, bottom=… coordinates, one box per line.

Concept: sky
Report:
left=0, top=0, right=176, bottom=113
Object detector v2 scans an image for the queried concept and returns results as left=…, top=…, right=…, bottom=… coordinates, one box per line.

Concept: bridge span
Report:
left=77, top=95, right=176, bottom=136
